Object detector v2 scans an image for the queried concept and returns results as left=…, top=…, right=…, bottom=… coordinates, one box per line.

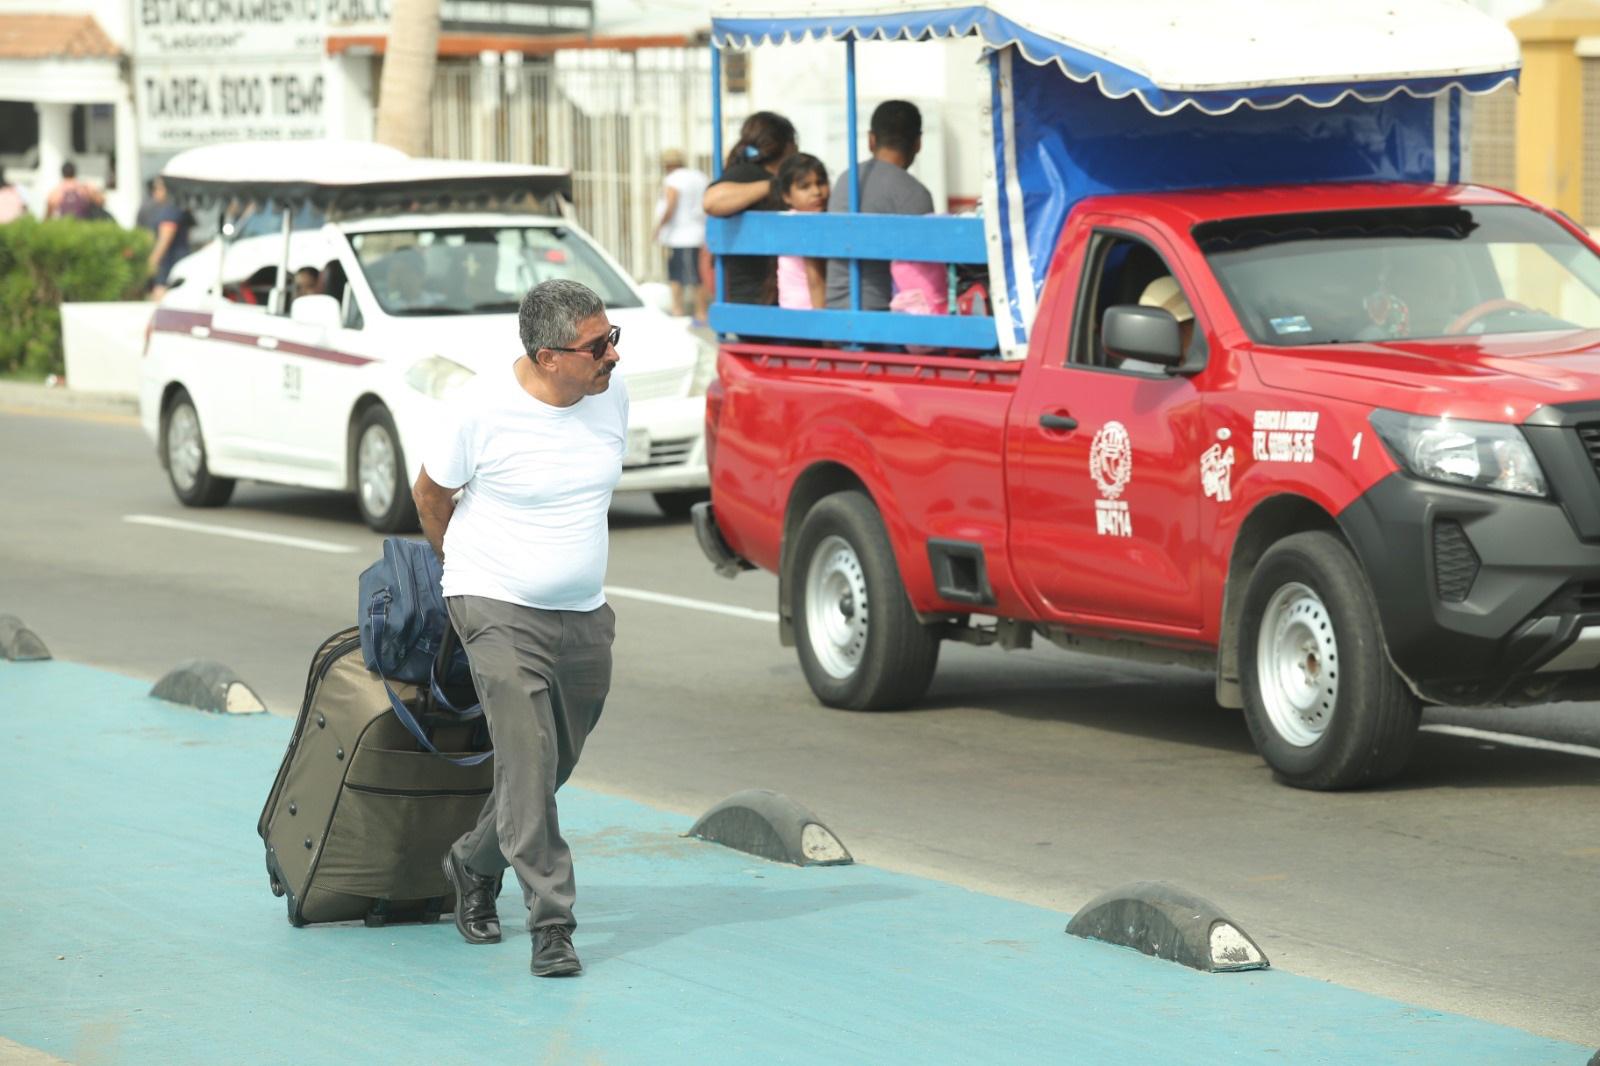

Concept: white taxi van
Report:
left=141, top=141, right=713, bottom=531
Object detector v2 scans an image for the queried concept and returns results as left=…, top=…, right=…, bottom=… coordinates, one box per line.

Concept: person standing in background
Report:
left=653, top=149, right=709, bottom=323
left=46, top=162, right=103, bottom=220
left=0, top=167, right=28, bottom=223
left=145, top=176, right=190, bottom=300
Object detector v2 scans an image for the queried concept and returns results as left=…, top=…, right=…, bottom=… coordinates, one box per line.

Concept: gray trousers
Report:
left=445, top=595, right=615, bottom=931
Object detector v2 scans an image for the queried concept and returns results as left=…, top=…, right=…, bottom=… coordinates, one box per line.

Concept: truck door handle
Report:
left=1039, top=413, right=1078, bottom=431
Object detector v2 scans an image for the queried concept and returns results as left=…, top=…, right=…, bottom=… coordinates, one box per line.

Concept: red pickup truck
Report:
left=694, top=181, right=1600, bottom=789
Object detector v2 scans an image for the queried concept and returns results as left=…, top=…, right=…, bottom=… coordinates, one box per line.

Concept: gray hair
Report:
left=519, top=279, right=605, bottom=355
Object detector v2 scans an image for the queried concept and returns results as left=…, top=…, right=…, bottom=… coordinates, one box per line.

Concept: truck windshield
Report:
left=1195, top=205, right=1600, bottom=346
left=349, top=226, right=641, bottom=317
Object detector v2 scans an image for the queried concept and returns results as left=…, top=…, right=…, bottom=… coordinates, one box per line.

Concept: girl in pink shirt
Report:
left=775, top=154, right=830, bottom=310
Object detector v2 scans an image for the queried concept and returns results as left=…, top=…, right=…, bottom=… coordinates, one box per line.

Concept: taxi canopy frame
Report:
left=160, top=141, right=574, bottom=216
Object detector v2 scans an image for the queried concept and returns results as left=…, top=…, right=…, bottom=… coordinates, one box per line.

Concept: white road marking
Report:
left=1420, top=723, right=1600, bottom=760
left=122, top=514, right=358, bottom=554
left=604, top=584, right=778, bottom=623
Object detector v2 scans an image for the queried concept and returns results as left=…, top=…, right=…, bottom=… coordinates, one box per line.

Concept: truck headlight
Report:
left=405, top=356, right=475, bottom=400
left=1369, top=410, right=1547, bottom=497
left=689, top=335, right=718, bottom=396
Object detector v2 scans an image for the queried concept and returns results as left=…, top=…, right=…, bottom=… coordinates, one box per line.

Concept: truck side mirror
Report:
left=290, top=293, right=341, bottom=329
left=1103, top=305, right=1182, bottom=368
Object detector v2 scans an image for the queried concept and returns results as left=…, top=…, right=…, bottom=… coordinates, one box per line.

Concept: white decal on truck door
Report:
left=1090, top=421, right=1133, bottom=537
left=1252, top=410, right=1318, bottom=463
left=1201, top=444, right=1234, bottom=502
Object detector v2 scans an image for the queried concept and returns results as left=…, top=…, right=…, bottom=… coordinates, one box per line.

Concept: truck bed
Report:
left=709, top=342, right=1033, bottom=618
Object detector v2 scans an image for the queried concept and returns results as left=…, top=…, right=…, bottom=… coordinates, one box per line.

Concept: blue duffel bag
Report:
left=358, top=537, right=487, bottom=766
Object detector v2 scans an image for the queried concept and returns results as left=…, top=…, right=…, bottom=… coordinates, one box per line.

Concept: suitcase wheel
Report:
left=265, top=851, right=286, bottom=897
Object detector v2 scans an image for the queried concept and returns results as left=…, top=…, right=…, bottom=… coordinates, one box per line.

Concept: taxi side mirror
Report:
left=290, top=293, right=341, bottom=329
left=1103, top=305, right=1182, bottom=368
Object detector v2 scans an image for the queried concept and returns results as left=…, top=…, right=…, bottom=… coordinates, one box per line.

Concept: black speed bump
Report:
left=687, top=789, right=852, bottom=867
left=150, top=660, right=267, bottom=715
left=0, top=615, right=50, bottom=661
left=1065, top=881, right=1268, bottom=973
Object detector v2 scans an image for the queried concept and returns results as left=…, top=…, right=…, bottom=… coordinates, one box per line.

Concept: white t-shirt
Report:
left=659, top=167, right=709, bottom=248
left=423, top=360, right=629, bottom=612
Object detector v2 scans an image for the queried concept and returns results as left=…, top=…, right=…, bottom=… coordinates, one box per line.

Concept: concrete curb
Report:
left=150, top=660, right=268, bottom=714
left=0, top=615, right=51, bottom=661
left=687, top=789, right=853, bottom=866
left=1065, top=880, right=1269, bottom=973
left=0, top=380, right=138, bottom=416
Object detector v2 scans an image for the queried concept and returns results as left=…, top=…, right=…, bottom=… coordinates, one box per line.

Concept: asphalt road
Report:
left=3, top=391, right=1598, bottom=1047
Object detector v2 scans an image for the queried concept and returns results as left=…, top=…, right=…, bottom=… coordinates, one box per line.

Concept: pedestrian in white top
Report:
left=653, top=148, right=709, bottom=322
left=413, top=278, right=627, bottom=979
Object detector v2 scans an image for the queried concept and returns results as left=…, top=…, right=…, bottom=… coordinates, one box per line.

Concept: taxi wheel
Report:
left=792, top=491, right=939, bottom=710
left=353, top=405, right=419, bottom=533
left=653, top=489, right=709, bottom=520
left=1239, top=531, right=1420, bottom=790
left=161, top=390, right=235, bottom=507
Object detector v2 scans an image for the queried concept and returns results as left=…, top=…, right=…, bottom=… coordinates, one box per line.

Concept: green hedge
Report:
left=0, top=218, right=152, bottom=378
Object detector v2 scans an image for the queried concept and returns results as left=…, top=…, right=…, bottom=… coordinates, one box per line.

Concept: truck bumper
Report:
left=1339, top=471, right=1600, bottom=706
left=691, top=501, right=752, bottom=578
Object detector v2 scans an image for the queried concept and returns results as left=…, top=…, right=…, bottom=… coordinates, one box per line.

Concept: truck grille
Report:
left=1577, top=424, right=1600, bottom=478
left=625, top=437, right=696, bottom=469
left=1540, top=580, right=1600, bottom=615
left=1432, top=519, right=1479, bottom=603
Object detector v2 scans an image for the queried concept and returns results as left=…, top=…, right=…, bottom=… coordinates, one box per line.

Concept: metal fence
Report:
left=429, top=48, right=714, bottom=283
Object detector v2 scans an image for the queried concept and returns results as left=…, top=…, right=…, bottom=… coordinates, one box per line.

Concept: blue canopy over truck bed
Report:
left=706, top=0, right=1521, bottom=355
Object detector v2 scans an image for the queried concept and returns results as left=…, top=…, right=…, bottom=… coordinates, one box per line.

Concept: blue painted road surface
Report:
left=0, top=660, right=1590, bottom=1065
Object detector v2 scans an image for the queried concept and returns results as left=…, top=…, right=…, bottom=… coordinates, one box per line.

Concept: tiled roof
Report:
left=0, top=13, right=119, bottom=60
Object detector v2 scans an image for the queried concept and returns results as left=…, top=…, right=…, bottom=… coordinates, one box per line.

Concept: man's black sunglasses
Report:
left=546, top=325, right=620, bottom=361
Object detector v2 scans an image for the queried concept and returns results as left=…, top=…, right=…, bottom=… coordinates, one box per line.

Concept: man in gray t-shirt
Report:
left=825, top=100, right=935, bottom=311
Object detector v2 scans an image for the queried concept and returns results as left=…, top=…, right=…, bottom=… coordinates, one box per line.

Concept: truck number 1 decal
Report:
left=1090, top=421, right=1134, bottom=538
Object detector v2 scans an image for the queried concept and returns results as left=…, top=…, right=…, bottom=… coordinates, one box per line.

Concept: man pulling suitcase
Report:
left=412, top=279, right=627, bottom=977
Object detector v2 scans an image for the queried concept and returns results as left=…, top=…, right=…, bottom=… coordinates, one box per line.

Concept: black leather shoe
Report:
left=442, top=851, right=502, bottom=945
left=530, top=925, right=581, bottom=977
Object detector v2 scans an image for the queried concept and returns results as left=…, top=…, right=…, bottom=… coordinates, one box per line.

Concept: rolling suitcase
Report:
left=259, top=626, right=493, bottom=927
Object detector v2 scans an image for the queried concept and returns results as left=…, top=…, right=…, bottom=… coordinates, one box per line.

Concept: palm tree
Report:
left=375, top=0, right=442, bottom=156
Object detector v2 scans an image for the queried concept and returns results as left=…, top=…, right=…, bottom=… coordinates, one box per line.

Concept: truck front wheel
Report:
left=793, top=491, right=939, bottom=710
left=1239, top=531, right=1420, bottom=790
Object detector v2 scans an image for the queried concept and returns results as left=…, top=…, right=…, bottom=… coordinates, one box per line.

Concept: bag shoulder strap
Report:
left=378, top=672, right=491, bottom=767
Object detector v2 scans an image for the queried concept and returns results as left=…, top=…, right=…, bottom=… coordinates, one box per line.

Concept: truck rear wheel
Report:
left=1239, top=531, right=1420, bottom=790
left=793, top=491, right=939, bottom=710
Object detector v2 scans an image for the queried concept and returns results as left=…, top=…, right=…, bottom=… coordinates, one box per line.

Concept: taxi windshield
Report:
left=349, top=225, right=641, bottom=317
left=1195, top=205, right=1600, bottom=346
